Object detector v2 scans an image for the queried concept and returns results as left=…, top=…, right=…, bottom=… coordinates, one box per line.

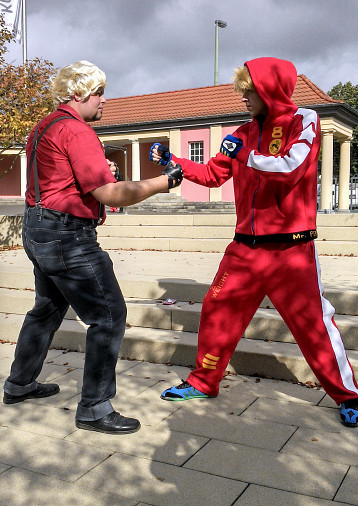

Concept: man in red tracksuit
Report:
left=150, top=57, right=358, bottom=427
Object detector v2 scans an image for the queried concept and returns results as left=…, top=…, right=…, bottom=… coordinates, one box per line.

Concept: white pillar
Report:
left=338, top=138, right=351, bottom=211
left=169, top=129, right=181, bottom=196
left=131, top=139, right=140, bottom=181
left=320, top=130, right=334, bottom=211
left=20, top=153, right=27, bottom=197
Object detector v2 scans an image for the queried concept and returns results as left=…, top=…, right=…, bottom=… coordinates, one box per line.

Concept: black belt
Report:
left=234, top=230, right=317, bottom=245
left=26, top=206, right=98, bottom=227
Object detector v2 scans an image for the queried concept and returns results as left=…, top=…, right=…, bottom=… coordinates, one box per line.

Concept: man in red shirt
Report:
left=3, top=60, right=183, bottom=434
left=150, top=57, right=358, bottom=428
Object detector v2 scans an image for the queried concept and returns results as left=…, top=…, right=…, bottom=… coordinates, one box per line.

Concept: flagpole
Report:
left=21, top=0, right=27, bottom=63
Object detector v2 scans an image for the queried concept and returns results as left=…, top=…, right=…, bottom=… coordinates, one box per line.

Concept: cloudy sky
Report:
left=4, top=0, right=358, bottom=99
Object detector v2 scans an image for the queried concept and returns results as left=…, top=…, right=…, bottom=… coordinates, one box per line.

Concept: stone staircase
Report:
left=1, top=196, right=358, bottom=255
left=96, top=206, right=358, bottom=256
left=0, top=247, right=357, bottom=385
left=1, top=199, right=358, bottom=385
left=127, top=193, right=237, bottom=213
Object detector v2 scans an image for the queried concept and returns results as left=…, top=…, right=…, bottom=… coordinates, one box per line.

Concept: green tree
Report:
left=0, top=14, right=56, bottom=178
left=327, top=81, right=358, bottom=177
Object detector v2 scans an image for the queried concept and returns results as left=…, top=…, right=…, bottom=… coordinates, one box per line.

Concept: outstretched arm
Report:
left=149, top=141, right=237, bottom=188
left=91, top=162, right=183, bottom=207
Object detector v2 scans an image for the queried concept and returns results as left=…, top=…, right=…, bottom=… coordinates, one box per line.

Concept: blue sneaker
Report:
left=161, top=380, right=215, bottom=401
left=340, top=399, right=358, bottom=427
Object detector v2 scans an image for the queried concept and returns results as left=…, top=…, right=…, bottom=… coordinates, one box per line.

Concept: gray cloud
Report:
left=5, top=0, right=358, bottom=98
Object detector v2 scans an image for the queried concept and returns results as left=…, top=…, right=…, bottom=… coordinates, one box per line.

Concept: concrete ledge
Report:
left=316, top=213, right=358, bottom=226
left=1, top=279, right=356, bottom=317
left=2, top=213, right=358, bottom=255
left=1, top=244, right=357, bottom=383
left=99, top=237, right=173, bottom=251
left=99, top=237, right=358, bottom=256
left=58, top=324, right=358, bottom=383
left=318, top=227, right=358, bottom=241
left=0, top=215, right=22, bottom=246
left=1, top=310, right=358, bottom=384
left=315, top=241, right=358, bottom=256
left=104, top=214, right=196, bottom=226
left=97, top=225, right=233, bottom=239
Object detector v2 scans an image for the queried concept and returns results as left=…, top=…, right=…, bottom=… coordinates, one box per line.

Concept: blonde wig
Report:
left=51, top=60, right=107, bottom=107
left=233, top=65, right=255, bottom=94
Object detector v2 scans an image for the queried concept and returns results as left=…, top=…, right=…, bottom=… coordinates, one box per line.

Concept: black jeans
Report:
left=4, top=207, right=127, bottom=421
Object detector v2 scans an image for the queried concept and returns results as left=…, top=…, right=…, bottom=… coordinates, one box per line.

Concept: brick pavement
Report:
left=0, top=341, right=358, bottom=505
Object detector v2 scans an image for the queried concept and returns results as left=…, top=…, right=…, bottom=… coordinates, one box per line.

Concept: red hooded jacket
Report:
left=172, top=57, right=321, bottom=237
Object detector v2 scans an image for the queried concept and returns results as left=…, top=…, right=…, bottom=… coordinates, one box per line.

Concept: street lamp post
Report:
left=22, top=0, right=28, bottom=63
left=214, top=19, right=227, bottom=85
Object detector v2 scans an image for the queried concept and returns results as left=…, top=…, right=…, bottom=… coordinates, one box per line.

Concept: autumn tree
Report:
left=327, top=81, right=358, bottom=177
left=0, top=14, right=56, bottom=178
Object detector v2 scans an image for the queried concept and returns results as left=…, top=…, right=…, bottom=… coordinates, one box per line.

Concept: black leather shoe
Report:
left=75, top=411, right=140, bottom=434
left=3, top=383, right=60, bottom=404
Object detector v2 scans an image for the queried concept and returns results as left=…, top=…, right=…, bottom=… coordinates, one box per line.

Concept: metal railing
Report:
left=317, top=176, right=358, bottom=211
left=350, top=177, right=358, bottom=210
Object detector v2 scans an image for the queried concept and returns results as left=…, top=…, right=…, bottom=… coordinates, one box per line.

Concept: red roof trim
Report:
left=94, top=74, right=340, bottom=127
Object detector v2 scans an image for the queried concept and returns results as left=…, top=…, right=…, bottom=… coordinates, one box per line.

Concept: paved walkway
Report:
left=1, top=249, right=358, bottom=504
left=0, top=343, right=358, bottom=505
left=2, top=247, right=358, bottom=291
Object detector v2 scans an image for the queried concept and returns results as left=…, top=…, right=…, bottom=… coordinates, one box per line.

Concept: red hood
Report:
left=245, top=57, right=297, bottom=118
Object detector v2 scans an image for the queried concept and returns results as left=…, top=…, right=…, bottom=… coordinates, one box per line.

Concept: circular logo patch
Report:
left=269, top=139, right=282, bottom=155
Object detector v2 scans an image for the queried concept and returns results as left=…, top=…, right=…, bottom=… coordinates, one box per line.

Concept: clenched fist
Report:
left=162, top=161, right=183, bottom=189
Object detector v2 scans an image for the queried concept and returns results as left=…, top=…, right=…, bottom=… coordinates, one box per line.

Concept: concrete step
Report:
left=2, top=313, right=358, bottom=384
left=103, top=212, right=358, bottom=229
left=1, top=249, right=357, bottom=384
left=314, top=241, right=358, bottom=256
left=316, top=213, right=358, bottom=226
left=318, top=226, right=358, bottom=241
left=1, top=287, right=357, bottom=351
left=97, top=236, right=358, bottom=255
left=1, top=280, right=357, bottom=320
left=125, top=194, right=236, bottom=213
left=98, top=212, right=358, bottom=255
left=2, top=212, right=358, bottom=255
left=98, top=225, right=234, bottom=239
left=98, top=236, right=231, bottom=252
left=99, top=224, right=358, bottom=242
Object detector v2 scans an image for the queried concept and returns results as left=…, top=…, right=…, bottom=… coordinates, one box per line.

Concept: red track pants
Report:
left=187, top=240, right=358, bottom=404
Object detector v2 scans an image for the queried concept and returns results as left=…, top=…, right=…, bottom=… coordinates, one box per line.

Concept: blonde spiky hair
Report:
left=233, top=65, right=255, bottom=94
left=51, top=60, right=107, bottom=107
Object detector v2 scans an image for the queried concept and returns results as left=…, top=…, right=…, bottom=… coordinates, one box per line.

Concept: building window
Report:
left=189, top=141, right=203, bottom=163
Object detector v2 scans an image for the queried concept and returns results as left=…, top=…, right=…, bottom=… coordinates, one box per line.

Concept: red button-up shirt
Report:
left=25, top=104, right=115, bottom=220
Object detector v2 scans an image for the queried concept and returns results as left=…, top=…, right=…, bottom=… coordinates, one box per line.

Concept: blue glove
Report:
left=149, top=143, right=172, bottom=166
left=220, top=135, right=243, bottom=158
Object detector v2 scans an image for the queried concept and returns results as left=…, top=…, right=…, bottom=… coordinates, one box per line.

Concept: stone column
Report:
left=131, top=139, right=140, bottom=181
left=338, top=138, right=351, bottom=211
left=209, top=125, right=222, bottom=202
left=169, top=129, right=181, bottom=196
left=320, top=130, right=334, bottom=211
left=20, top=153, right=27, bottom=197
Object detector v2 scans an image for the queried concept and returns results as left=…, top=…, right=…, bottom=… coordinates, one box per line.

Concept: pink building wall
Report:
left=179, top=125, right=240, bottom=202
left=180, top=128, right=210, bottom=201
left=0, top=125, right=241, bottom=202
